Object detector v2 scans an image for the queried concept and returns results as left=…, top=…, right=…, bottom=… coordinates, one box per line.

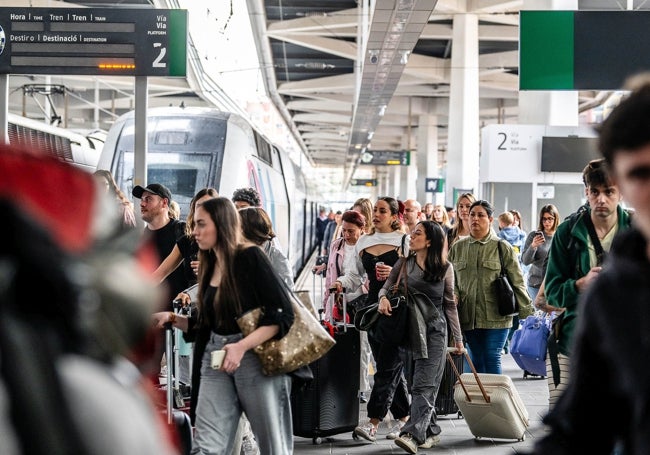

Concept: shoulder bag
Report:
left=364, top=260, right=410, bottom=345
left=236, top=285, right=336, bottom=376
left=495, top=240, right=518, bottom=316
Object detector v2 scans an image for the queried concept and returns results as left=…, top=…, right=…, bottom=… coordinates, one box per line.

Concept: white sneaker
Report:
left=418, top=434, right=441, bottom=448
left=241, top=435, right=260, bottom=455
left=354, top=421, right=377, bottom=442
left=386, top=419, right=406, bottom=440
left=394, top=433, right=418, bottom=454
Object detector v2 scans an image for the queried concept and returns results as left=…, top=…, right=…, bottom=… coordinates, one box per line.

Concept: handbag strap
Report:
left=394, top=258, right=408, bottom=295
left=496, top=240, right=507, bottom=276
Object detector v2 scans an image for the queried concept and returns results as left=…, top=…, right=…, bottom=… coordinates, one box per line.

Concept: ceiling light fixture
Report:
left=378, top=105, right=387, bottom=116
left=399, top=50, right=410, bottom=65
left=368, top=50, right=379, bottom=64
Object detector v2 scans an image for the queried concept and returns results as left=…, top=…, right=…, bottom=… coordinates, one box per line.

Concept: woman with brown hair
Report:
left=333, top=196, right=410, bottom=443
left=153, top=197, right=294, bottom=454
left=353, top=197, right=374, bottom=234
left=446, top=192, right=476, bottom=247
left=521, top=204, right=561, bottom=300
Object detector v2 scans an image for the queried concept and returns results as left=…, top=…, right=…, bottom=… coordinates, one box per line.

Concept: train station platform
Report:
left=291, top=253, right=550, bottom=454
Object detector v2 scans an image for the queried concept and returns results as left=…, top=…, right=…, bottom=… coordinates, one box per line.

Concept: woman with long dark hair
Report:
left=152, top=187, right=219, bottom=287
left=153, top=197, right=294, bottom=454
left=333, top=196, right=410, bottom=442
left=380, top=221, right=463, bottom=453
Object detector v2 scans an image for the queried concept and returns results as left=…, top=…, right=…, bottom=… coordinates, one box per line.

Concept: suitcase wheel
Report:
left=518, top=434, right=526, bottom=442
left=312, top=437, right=323, bottom=445
left=352, top=432, right=359, bottom=440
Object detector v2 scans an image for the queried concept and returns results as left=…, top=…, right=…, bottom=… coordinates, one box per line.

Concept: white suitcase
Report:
left=448, top=349, right=529, bottom=441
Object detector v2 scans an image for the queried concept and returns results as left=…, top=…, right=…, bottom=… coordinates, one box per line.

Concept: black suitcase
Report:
left=434, top=351, right=463, bottom=418
left=291, top=294, right=361, bottom=444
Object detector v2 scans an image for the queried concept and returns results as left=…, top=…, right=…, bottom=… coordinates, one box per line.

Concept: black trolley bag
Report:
left=291, top=291, right=361, bottom=444
left=434, top=317, right=464, bottom=418
left=435, top=350, right=464, bottom=418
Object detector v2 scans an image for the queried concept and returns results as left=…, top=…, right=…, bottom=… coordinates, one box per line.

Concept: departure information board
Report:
left=0, top=7, right=187, bottom=77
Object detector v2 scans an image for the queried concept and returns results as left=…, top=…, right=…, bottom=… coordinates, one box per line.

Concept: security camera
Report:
left=369, top=50, right=379, bottom=64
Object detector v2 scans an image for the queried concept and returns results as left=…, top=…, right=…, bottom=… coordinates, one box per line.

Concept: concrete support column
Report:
left=392, top=165, right=401, bottom=198
left=519, top=0, right=579, bottom=126
left=446, top=13, right=479, bottom=205
left=400, top=130, right=417, bottom=200
left=416, top=115, right=438, bottom=204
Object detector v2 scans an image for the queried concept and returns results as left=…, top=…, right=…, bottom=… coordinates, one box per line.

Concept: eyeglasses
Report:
left=542, top=217, right=555, bottom=222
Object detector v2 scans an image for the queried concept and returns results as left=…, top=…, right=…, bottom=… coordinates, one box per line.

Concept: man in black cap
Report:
left=132, top=183, right=189, bottom=308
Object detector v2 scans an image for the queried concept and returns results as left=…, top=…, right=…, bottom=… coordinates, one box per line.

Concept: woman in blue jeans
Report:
left=448, top=200, right=534, bottom=373
left=153, top=197, right=295, bottom=454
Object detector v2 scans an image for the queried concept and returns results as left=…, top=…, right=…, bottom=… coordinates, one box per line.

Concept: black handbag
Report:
left=495, top=240, right=518, bottom=316
left=369, top=261, right=410, bottom=346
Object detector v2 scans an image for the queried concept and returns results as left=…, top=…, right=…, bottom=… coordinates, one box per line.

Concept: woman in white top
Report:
left=333, top=197, right=410, bottom=443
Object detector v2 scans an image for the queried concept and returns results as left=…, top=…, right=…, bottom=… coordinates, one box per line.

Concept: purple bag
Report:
left=510, top=314, right=550, bottom=377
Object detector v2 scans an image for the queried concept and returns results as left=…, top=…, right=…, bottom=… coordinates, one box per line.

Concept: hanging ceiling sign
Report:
left=359, top=150, right=411, bottom=166
left=0, top=7, right=187, bottom=77
left=350, top=178, right=378, bottom=187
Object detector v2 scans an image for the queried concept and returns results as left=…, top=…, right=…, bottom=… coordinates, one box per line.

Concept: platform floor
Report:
left=291, top=252, right=550, bottom=454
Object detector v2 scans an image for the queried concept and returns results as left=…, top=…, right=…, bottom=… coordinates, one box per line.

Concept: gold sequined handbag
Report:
left=236, top=291, right=336, bottom=376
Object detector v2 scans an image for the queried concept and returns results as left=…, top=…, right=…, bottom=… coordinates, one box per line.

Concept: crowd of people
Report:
left=6, top=76, right=650, bottom=455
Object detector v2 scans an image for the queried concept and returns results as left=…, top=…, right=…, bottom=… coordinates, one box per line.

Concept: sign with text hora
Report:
left=0, top=7, right=187, bottom=76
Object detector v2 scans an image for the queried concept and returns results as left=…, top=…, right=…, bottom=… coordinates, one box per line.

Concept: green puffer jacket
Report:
left=448, top=231, right=534, bottom=331
left=544, top=205, right=632, bottom=356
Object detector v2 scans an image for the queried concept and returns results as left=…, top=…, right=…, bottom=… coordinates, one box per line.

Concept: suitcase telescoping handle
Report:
left=328, top=289, right=348, bottom=332
left=446, top=347, right=490, bottom=404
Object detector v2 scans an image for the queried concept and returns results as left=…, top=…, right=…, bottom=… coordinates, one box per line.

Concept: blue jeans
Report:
left=463, top=328, right=509, bottom=374
left=191, top=332, right=293, bottom=454
left=527, top=285, right=540, bottom=301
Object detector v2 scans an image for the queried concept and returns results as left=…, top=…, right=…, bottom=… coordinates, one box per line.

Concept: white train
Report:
left=96, top=106, right=319, bottom=278
left=7, top=113, right=102, bottom=172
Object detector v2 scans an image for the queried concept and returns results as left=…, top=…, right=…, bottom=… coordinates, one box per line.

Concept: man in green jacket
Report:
left=544, top=158, right=632, bottom=406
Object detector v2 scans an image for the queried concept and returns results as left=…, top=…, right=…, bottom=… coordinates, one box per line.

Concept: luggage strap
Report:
left=446, top=348, right=490, bottom=403
left=547, top=330, right=561, bottom=387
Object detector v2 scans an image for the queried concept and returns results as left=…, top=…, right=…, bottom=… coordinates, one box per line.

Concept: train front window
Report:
left=118, top=151, right=212, bottom=217
left=113, top=115, right=227, bottom=217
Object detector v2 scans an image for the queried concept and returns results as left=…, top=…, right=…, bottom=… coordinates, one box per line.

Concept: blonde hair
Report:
left=498, top=211, right=514, bottom=226
left=353, top=197, right=373, bottom=234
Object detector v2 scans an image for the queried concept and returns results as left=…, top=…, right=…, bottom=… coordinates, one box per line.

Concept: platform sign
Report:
left=0, top=7, right=187, bottom=77
left=425, top=178, right=444, bottom=193
left=359, top=150, right=410, bottom=166
left=350, top=178, right=377, bottom=187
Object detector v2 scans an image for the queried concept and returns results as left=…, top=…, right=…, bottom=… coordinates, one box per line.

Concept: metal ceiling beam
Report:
left=344, top=0, right=439, bottom=187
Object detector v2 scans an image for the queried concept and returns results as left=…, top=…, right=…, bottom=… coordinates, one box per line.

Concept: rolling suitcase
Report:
left=434, top=351, right=463, bottom=418
left=291, top=292, right=361, bottom=444
left=449, top=348, right=529, bottom=441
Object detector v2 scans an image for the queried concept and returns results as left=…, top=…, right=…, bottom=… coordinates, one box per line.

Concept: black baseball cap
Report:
left=132, top=183, right=172, bottom=202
